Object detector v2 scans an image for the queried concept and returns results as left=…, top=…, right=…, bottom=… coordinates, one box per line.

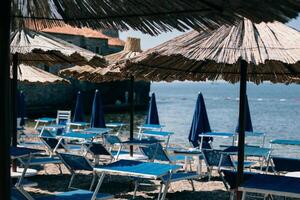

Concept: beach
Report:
left=21, top=81, right=300, bottom=199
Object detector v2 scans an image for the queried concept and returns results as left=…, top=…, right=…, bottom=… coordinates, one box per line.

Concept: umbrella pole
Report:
left=12, top=54, right=19, bottom=172
left=129, top=76, right=135, bottom=156
left=0, top=0, right=12, bottom=198
left=236, top=59, right=248, bottom=200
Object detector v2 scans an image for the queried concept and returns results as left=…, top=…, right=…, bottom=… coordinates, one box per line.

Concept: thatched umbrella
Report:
left=60, top=37, right=142, bottom=81
left=16, top=64, right=70, bottom=84
left=10, top=28, right=106, bottom=144
left=97, top=19, right=300, bottom=84
left=11, top=1, right=300, bottom=35
left=70, top=19, right=300, bottom=197
left=10, top=28, right=106, bottom=67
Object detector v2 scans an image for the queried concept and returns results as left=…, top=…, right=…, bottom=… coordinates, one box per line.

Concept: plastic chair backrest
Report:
left=59, top=153, right=93, bottom=171
left=57, top=110, right=71, bottom=125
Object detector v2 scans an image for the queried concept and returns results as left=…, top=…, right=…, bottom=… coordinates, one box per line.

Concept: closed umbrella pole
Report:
left=12, top=54, right=18, bottom=148
left=12, top=53, right=19, bottom=173
left=237, top=59, right=248, bottom=200
left=129, top=75, right=134, bottom=156
left=0, top=0, right=12, bottom=198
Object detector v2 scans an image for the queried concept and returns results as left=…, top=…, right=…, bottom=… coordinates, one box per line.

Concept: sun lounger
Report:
left=139, top=130, right=174, bottom=147
left=239, top=173, right=300, bottom=199
left=106, top=122, right=126, bottom=135
left=203, top=149, right=256, bottom=181
left=222, top=146, right=271, bottom=170
left=93, top=159, right=181, bottom=200
left=268, top=156, right=300, bottom=174
left=12, top=183, right=113, bottom=200
left=58, top=153, right=98, bottom=190
left=13, top=152, right=114, bottom=200
left=270, top=139, right=300, bottom=146
left=139, top=143, right=199, bottom=193
left=34, top=117, right=56, bottom=129
left=83, top=127, right=111, bottom=135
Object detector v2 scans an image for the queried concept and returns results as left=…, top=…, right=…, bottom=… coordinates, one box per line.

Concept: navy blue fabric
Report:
left=17, top=90, right=26, bottom=126
left=145, top=93, right=160, bottom=125
left=241, top=173, right=300, bottom=195
left=272, top=157, right=300, bottom=172
left=10, top=147, right=43, bottom=157
left=89, top=143, right=111, bottom=156
left=73, top=91, right=85, bottom=122
left=59, top=153, right=93, bottom=171
left=188, top=93, right=212, bottom=147
left=140, top=143, right=169, bottom=162
left=11, top=186, right=28, bottom=200
left=236, top=95, right=253, bottom=133
left=36, top=189, right=112, bottom=200
left=90, top=90, right=106, bottom=128
left=221, top=170, right=254, bottom=189
left=203, top=150, right=233, bottom=168
left=95, top=160, right=180, bottom=178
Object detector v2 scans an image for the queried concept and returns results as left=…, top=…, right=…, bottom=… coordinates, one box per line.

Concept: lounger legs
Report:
left=68, top=174, right=76, bottom=189
left=90, top=172, right=96, bottom=191
left=189, top=180, right=195, bottom=191
left=242, top=192, right=247, bottom=200
left=91, top=173, right=106, bottom=200
left=133, top=180, right=139, bottom=199
left=160, top=181, right=171, bottom=200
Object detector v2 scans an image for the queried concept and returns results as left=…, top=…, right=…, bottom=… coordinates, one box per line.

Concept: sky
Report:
left=119, top=16, right=300, bottom=50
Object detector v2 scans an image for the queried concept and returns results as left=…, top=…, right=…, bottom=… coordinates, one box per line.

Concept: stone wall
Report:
left=18, top=81, right=74, bottom=116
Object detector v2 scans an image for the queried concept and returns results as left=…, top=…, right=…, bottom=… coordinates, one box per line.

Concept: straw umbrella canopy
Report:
left=95, top=19, right=300, bottom=84
left=60, top=37, right=142, bottom=81
left=10, top=28, right=107, bottom=67
left=11, top=1, right=300, bottom=35
left=70, top=19, right=300, bottom=197
left=16, top=64, right=70, bottom=84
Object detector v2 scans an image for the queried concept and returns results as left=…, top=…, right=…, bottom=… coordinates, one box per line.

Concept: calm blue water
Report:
left=150, top=81, right=300, bottom=157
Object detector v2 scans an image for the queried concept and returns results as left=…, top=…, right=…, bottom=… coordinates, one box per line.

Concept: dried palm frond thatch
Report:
left=60, top=37, right=142, bottom=81
left=12, top=0, right=300, bottom=35
left=59, top=65, right=96, bottom=79
left=16, top=64, right=70, bottom=84
left=10, top=28, right=107, bottom=67
left=86, top=19, right=300, bottom=84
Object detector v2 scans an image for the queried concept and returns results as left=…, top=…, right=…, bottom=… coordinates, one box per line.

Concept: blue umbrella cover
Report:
left=188, top=93, right=212, bottom=148
left=236, top=94, right=253, bottom=133
left=73, top=91, right=85, bottom=122
left=17, top=90, right=26, bottom=126
left=90, top=90, right=106, bottom=128
left=145, top=93, right=160, bottom=125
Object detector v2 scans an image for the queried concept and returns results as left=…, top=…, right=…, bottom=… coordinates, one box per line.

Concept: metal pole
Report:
left=236, top=59, right=248, bottom=200
left=12, top=54, right=19, bottom=172
left=0, top=0, right=12, bottom=199
left=129, top=76, right=135, bottom=156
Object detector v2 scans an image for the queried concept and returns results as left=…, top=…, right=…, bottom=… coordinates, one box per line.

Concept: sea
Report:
left=147, top=81, right=300, bottom=157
